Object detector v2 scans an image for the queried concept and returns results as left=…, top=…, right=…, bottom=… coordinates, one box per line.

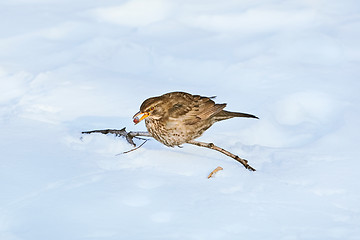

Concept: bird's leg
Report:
left=187, top=140, right=256, bottom=171
left=82, top=128, right=152, bottom=147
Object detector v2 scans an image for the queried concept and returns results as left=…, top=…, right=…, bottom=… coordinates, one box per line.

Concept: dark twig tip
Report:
left=121, top=139, right=149, bottom=154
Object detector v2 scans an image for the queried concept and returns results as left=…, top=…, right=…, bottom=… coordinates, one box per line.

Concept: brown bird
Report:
left=82, top=91, right=258, bottom=171
left=132, top=91, right=258, bottom=147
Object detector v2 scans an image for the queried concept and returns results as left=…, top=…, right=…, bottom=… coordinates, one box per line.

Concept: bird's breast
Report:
left=144, top=118, right=188, bottom=147
left=144, top=118, right=213, bottom=147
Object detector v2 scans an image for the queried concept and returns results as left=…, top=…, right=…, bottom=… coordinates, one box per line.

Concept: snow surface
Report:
left=1, top=0, right=360, bottom=239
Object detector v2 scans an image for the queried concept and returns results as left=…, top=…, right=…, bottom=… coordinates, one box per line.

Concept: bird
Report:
left=132, top=91, right=258, bottom=147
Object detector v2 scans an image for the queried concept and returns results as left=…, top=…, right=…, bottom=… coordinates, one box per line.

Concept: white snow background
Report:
left=1, top=0, right=360, bottom=239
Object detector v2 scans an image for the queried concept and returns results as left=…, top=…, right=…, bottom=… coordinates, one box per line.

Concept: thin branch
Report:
left=82, top=128, right=151, bottom=147
left=82, top=128, right=256, bottom=172
left=82, top=128, right=128, bottom=136
left=187, top=140, right=256, bottom=171
left=117, top=139, right=149, bottom=155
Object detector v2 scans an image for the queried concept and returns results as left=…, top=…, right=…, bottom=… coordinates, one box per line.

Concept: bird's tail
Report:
left=214, top=110, right=258, bottom=121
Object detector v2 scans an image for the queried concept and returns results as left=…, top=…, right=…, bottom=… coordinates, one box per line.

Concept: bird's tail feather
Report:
left=215, top=110, right=258, bottom=121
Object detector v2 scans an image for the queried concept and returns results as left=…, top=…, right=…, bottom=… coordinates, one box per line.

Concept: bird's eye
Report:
left=150, top=107, right=155, bottom=111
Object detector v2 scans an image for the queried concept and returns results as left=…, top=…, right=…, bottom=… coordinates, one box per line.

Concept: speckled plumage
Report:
left=133, top=92, right=258, bottom=147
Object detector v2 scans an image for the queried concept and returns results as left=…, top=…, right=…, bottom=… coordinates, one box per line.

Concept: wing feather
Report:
left=166, top=93, right=226, bottom=125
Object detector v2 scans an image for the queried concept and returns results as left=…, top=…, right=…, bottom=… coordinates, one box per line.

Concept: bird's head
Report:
left=133, top=96, right=164, bottom=124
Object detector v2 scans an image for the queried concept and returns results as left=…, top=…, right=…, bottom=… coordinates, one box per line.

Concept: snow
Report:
left=1, top=0, right=360, bottom=239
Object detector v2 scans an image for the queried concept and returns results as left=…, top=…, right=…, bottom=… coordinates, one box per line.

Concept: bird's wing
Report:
left=168, top=94, right=226, bottom=125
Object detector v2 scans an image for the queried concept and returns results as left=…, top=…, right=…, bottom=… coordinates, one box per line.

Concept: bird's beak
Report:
left=133, top=111, right=150, bottom=124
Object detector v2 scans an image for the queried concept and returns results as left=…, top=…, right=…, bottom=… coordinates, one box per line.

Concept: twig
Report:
left=82, top=128, right=151, bottom=147
left=82, top=128, right=128, bottom=136
left=187, top=140, right=256, bottom=171
left=82, top=128, right=256, bottom=172
left=119, top=139, right=149, bottom=155
left=208, top=166, right=223, bottom=179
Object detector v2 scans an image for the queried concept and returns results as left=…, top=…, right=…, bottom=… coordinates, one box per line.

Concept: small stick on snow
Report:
left=208, top=166, right=223, bottom=179
left=119, top=139, right=149, bottom=155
